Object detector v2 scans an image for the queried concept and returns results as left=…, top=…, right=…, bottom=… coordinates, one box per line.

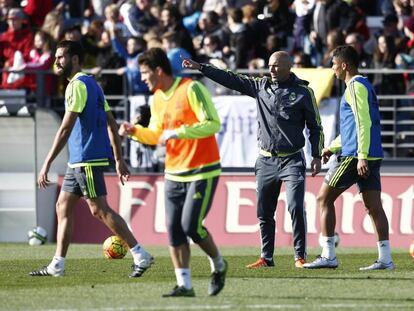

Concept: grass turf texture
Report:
left=0, top=244, right=413, bottom=310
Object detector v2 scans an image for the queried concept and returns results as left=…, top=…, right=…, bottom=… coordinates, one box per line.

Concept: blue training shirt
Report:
left=65, top=72, right=113, bottom=166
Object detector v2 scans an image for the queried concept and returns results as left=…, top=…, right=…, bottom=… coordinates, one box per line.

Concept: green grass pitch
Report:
left=0, top=243, right=413, bottom=310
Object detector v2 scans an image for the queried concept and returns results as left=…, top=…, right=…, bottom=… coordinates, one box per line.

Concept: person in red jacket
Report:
left=0, top=8, right=33, bottom=86
left=23, top=0, right=53, bottom=29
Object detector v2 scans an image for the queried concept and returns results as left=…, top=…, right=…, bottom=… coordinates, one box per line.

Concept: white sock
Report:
left=320, top=236, right=336, bottom=260
left=175, top=268, right=192, bottom=289
left=49, top=256, right=65, bottom=270
left=129, top=243, right=147, bottom=265
left=208, top=253, right=225, bottom=273
left=377, top=240, right=392, bottom=263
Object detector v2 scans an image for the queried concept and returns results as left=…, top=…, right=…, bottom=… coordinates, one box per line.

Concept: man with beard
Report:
left=29, top=40, right=153, bottom=278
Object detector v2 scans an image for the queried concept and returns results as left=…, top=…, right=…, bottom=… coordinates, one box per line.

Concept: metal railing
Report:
left=1, top=67, right=414, bottom=159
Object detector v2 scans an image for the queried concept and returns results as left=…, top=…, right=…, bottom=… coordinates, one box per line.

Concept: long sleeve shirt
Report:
left=200, top=64, right=324, bottom=158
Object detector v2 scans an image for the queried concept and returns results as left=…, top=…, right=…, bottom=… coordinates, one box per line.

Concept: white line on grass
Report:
left=41, top=303, right=413, bottom=311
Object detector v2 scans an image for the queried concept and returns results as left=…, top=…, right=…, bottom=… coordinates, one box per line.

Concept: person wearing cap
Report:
left=0, top=8, right=33, bottom=87
left=382, top=14, right=402, bottom=38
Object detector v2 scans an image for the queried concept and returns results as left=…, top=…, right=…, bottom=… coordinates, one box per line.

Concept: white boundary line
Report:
left=41, top=303, right=414, bottom=311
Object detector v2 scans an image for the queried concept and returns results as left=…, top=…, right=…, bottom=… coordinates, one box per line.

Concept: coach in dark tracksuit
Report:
left=182, top=51, right=324, bottom=268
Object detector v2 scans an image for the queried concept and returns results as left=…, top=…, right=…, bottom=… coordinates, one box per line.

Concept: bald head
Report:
left=268, top=51, right=292, bottom=82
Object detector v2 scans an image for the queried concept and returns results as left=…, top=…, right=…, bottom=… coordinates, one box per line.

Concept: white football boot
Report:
left=303, top=256, right=338, bottom=269
left=359, top=260, right=395, bottom=271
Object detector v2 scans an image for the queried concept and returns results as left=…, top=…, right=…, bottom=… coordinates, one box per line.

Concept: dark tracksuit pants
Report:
left=255, top=151, right=307, bottom=260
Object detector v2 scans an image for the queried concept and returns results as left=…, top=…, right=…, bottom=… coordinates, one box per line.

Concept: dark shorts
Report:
left=61, top=166, right=107, bottom=198
left=324, top=157, right=382, bottom=192
left=164, top=177, right=219, bottom=246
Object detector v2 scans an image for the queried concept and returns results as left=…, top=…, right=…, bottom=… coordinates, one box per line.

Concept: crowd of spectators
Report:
left=1, top=0, right=414, bottom=157
left=1, top=0, right=414, bottom=96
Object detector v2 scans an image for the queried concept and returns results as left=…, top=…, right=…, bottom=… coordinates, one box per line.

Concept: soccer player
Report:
left=30, top=40, right=153, bottom=277
left=118, top=48, right=227, bottom=297
left=182, top=51, right=324, bottom=269
left=304, top=45, right=394, bottom=270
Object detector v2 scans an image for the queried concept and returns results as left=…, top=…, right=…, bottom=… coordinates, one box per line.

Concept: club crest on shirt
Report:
left=289, top=92, right=297, bottom=102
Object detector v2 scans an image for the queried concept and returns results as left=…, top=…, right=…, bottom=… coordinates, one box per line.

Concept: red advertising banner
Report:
left=68, top=174, right=414, bottom=248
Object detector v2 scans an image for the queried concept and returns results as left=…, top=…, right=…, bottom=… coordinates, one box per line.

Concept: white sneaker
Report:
left=30, top=264, right=65, bottom=277
left=303, top=256, right=338, bottom=269
left=129, top=252, right=154, bottom=278
left=359, top=260, right=395, bottom=271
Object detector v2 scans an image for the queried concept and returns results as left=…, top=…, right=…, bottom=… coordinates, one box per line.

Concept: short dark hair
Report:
left=56, top=40, right=84, bottom=65
left=138, top=48, right=172, bottom=75
left=332, top=45, right=359, bottom=69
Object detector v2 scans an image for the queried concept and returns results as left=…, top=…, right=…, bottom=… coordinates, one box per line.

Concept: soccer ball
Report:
left=27, top=226, right=47, bottom=246
left=318, top=232, right=340, bottom=248
left=103, top=236, right=128, bottom=259
left=409, top=241, right=414, bottom=259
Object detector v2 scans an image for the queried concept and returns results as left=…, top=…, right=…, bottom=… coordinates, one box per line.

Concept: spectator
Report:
left=321, top=29, right=345, bottom=67
left=241, top=4, right=268, bottom=59
left=81, top=19, right=108, bottom=69
left=0, top=8, right=33, bottom=86
left=372, top=35, right=405, bottom=96
left=41, top=3, right=65, bottom=41
left=222, top=7, right=253, bottom=69
left=161, top=31, right=191, bottom=77
left=90, top=0, right=113, bottom=18
left=92, top=29, right=126, bottom=96
left=292, top=50, right=313, bottom=68
left=203, top=0, right=227, bottom=16
left=262, top=0, right=294, bottom=49
left=393, top=0, right=412, bottom=18
left=292, top=0, right=315, bottom=52
left=0, top=0, right=14, bottom=33
left=108, top=21, right=149, bottom=95
left=345, top=32, right=372, bottom=68
left=372, top=34, right=405, bottom=152
left=382, top=13, right=402, bottom=38
left=144, top=29, right=163, bottom=49
left=346, top=0, right=370, bottom=41
left=197, top=34, right=231, bottom=95
left=119, top=0, right=158, bottom=37
left=396, top=16, right=414, bottom=94
left=103, top=3, right=131, bottom=39
left=194, top=11, right=227, bottom=51
left=310, top=0, right=355, bottom=65
left=22, top=0, right=53, bottom=29
left=197, top=34, right=227, bottom=66
left=2, top=30, right=55, bottom=95
left=63, top=23, right=82, bottom=41
left=159, top=3, right=196, bottom=57
left=262, top=34, right=281, bottom=62
left=177, top=0, right=204, bottom=17
left=128, top=103, right=160, bottom=172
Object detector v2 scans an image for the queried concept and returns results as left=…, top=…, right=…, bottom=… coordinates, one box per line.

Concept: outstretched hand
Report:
left=118, top=121, right=135, bottom=137
left=181, top=55, right=201, bottom=70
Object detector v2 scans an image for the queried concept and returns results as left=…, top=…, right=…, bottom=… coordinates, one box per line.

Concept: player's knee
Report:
left=181, top=223, right=198, bottom=242
left=187, top=231, right=202, bottom=243
left=55, top=200, right=64, bottom=218
left=364, top=204, right=375, bottom=215
left=90, top=204, right=105, bottom=219
left=316, top=193, right=330, bottom=208
left=168, top=231, right=188, bottom=246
